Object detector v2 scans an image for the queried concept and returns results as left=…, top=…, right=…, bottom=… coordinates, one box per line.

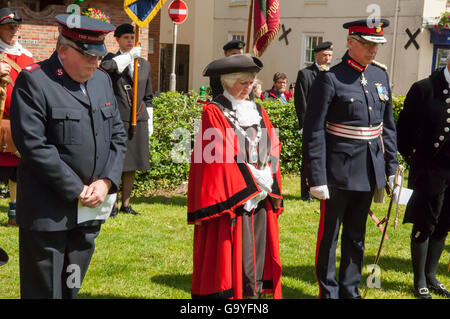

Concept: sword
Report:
left=363, top=165, right=404, bottom=299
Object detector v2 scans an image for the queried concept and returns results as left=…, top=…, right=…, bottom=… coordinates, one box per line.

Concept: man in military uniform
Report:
left=101, top=23, right=152, bottom=217
left=303, top=19, right=398, bottom=299
left=294, top=41, right=333, bottom=201
left=210, top=39, right=245, bottom=98
left=10, top=14, right=127, bottom=299
left=397, top=54, right=450, bottom=299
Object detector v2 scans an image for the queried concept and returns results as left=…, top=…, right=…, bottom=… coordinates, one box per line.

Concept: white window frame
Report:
left=302, top=34, right=324, bottom=68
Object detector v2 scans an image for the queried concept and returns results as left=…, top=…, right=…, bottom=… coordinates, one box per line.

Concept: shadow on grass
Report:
left=78, top=292, right=145, bottom=299
left=132, top=195, right=187, bottom=207
left=150, top=273, right=192, bottom=294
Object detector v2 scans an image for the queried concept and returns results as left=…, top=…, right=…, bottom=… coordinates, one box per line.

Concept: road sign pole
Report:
left=169, top=22, right=178, bottom=92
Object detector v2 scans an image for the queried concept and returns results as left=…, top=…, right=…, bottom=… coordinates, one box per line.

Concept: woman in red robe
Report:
left=0, top=8, right=34, bottom=226
left=187, top=54, right=283, bottom=299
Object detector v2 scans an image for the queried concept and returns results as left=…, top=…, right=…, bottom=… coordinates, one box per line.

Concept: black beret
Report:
left=223, top=39, right=246, bottom=51
left=0, top=247, right=8, bottom=266
left=0, top=8, right=21, bottom=25
left=55, top=14, right=115, bottom=56
left=314, top=41, right=333, bottom=52
left=203, top=54, right=263, bottom=77
left=114, top=23, right=134, bottom=38
left=343, top=18, right=390, bottom=43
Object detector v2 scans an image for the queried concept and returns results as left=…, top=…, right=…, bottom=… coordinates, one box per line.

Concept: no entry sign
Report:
left=168, top=0, right=188, bottom=24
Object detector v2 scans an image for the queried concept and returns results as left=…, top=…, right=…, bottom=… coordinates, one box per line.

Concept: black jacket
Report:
left=294, top=63, right=319, bottom=130
left=101, top=52, right=152, bottom=122
left=10, top=52, right=127, bottom=231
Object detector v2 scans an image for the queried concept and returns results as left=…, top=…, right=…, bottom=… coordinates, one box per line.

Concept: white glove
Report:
left=112, top=46, right=142, bottom=73
left=243, top=164, right=273, bottom=212
left=310, top=185, right=330, bottom=200
left=128, top=46, right=142, bottom=60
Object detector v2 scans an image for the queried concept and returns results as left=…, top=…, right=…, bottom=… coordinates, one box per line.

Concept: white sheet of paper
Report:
left=77, top=193, right=117, bottom=224
left=394, top=187, right=413, bottom=205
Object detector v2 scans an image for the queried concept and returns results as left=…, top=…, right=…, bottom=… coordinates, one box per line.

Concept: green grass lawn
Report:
left=0, top=175, right=448, bottom=299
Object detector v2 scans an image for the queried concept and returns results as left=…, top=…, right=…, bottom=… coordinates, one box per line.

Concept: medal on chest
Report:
left=360, top=73, right=368, bottom=86
left=375, top=82, right=389, bottom=101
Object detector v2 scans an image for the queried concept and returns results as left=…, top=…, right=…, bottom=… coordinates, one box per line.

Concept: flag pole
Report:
left=131, top=25, right=139, bottom=134
left=245, top=0, right=253, bottom=54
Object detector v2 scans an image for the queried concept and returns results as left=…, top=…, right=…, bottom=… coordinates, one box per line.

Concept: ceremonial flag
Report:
left=124, top=0, right=167, bottom=28
left=253, top=0, right=280, bottom=57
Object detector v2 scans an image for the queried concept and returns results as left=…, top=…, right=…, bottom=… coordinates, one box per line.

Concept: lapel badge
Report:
left=56, top=68, right=64, bottom=77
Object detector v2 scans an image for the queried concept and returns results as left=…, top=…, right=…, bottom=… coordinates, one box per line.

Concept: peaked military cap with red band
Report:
left=0, top=8, right=21, bottom=25
left=343, top=18, right=390, bottom=44
left=55, top=14, right=115, bottom=57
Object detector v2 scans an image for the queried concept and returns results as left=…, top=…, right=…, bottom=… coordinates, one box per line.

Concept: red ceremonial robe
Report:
left=187, top=95, right=283, bottom=299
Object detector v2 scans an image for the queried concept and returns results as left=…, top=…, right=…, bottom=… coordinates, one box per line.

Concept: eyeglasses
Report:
left=276, top=80, right=287, bottom=85
left=66, top=44, right=97, bottom=58
left=353, top=38, right=380, bottom=49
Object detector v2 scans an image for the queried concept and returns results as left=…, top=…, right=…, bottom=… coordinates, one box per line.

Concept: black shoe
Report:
left=301, top=195, right=314, bottom=202
left=110, top=206, right=119, bottom=218
left=120, top=205, right=141, bottom=216
left=414, top=287, right=432, bottom=299
left=428, top=283, right=450, bottom=298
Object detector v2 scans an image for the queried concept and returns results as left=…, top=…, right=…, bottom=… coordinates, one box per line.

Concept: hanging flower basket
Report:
left=433, top=11, right=450, bottom=32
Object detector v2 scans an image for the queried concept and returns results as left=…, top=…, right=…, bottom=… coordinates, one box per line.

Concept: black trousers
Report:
left=315, top=187, right=374, bottom=299
left=19, top=225, right=101, bottom=299
left=242, top=205, right=267, bottom=296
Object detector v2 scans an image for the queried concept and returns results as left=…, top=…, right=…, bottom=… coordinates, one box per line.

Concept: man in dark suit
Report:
left=10, top=14, right=127, bottom=299
left=294, top=41, right=333, bottom=201
left=101, top=23, right=152, bottom=217
left=303, top=19, right=398, bottom=299
left=397, top=54, right=450, bottom=299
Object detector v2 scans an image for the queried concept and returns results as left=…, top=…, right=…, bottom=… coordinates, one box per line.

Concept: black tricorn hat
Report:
left=0, top=247, right=8, bottom=266
left=223, top=39, right=246, bottom=51
left=203, top=54, right=263, bottom=77
left=314, top=41, right=333, bottom=53
left=114, top=23, right=134, bottom=38
left=55, top=14, right=115, bottom=57
left=0, top=8, right=21, bottom=25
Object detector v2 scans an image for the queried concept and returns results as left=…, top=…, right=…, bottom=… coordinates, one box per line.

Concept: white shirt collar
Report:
left=444, top=66, right=450, bottom=87
left=0, top=38, right=32, bottom=57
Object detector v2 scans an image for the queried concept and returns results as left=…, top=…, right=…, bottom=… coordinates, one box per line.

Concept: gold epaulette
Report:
left=371, top=60, right=387, bottom=71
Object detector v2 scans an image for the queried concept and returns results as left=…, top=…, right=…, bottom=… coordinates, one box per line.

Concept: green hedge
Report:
left=133, top=92, right=405, bottom=195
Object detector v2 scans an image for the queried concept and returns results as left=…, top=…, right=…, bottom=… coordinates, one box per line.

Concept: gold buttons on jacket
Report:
left=439, top=135, right=445, bottom=141
left=434, top=143, right=440, bottom=148
left=445, top=127, right=450, bottom=132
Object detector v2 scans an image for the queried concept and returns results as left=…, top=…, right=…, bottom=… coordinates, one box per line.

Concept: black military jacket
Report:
left=10, top=52, right=127, bottom=231
left=303, top=52, right=398, bottom=191
left=397, top=68, right=450, bottom=169
left=294, top=63, right=319, bottom=130
left=101, top=52, right=151, bottom=122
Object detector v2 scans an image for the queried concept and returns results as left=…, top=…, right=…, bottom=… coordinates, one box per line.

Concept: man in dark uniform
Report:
left=294, top=41, right=333, bottom=201
left=303, top=19, right=398, bottom=299
left=101, top=23, right=152, bottom=217
left=397, top=54, right=450, bottom=299
left=210, top=39, right=245, bottom=98
left=10, top=14, right=127, bottom=299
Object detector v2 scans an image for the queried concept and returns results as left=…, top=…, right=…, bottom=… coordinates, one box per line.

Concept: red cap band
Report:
left=61, top=28, right=105, bottom=43
left=349, top=25, right=383, bottom=36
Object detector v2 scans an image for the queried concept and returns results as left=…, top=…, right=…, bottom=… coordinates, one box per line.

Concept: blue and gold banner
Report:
left=124, top=0, right=167, bottom=28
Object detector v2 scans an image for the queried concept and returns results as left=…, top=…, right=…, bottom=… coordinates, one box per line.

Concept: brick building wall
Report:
left=6, top=0, right=161, bottom=92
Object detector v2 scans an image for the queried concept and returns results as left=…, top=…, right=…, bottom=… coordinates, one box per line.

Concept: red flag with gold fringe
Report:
left=253, top=0, right=280, bottom=57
